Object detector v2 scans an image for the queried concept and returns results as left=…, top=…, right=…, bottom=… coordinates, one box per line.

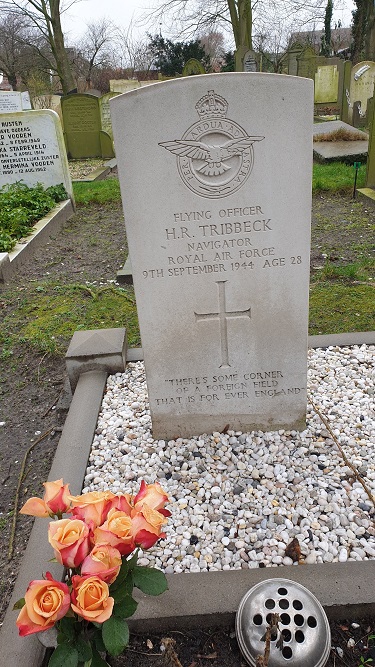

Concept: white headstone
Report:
left=0, top=110, right=72, bottom=196
left=349, top=60, right=375, bottom=123
left=111, top=73, right=313, bottom=439
left=99, top=92, right=119, bottom=137
left=21, top=91, right=32, bottom=110
left=109, top=79, right=141, bottom=94
left=0, top=91, right=23, bottom=113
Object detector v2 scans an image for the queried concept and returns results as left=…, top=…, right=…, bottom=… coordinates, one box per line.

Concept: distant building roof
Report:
left=290, top=27, right=351, bottom=54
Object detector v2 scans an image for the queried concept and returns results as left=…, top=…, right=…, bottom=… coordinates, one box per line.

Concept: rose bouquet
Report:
left=14, top=479, right=170, bottom=667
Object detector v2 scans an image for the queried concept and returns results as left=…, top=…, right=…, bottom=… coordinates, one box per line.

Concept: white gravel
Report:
left=84, top=344, right=375, bottom=573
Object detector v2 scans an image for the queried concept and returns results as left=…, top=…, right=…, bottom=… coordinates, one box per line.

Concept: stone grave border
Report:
left=71, top=158, right=117, bottom=183
left=0, top=199, right=74, bottom=283
left=312, top=120, right=369, bottom=164
left=0, top=328, right=374, bottom=666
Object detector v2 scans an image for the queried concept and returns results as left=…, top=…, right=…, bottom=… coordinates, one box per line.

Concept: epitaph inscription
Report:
left=111, top=74, right=313, bottom=438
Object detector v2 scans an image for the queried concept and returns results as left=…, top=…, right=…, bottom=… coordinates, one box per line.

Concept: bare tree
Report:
left=74, top=18, right=116, bottom=89
left=112, top=23, right=155, bottom=74
left=3, top=0, right=78, bottom=94
left=0, top=11, right=52, bottom=90
left=199, top=30, right=226, bottom=69
left=0, top=13, right=29, bottom=89
left=144, top=0, right=343, bottom=70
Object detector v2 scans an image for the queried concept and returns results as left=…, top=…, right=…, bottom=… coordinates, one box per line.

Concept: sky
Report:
left=62, top=0, right=356, bottom=44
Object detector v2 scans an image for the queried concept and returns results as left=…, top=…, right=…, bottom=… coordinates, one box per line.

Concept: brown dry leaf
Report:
left=196, top=652, right=218, bottom=659
left=161, top=637, right=183, bottom=667
left=188, top=663, right=198, bottom=667
left=146, top=638, right=154, bottom=649
left=340, top=625, right=349, bottom=631
left=285, top=537, right=303, bottom=563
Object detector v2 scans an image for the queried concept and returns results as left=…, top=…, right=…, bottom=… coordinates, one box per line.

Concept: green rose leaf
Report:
left=57, top=616, right=76, bottom=638
left=113, top=595, right=138, bottom=619
left=111, top=585, right=130, bottom=604
left=94, top=627, right=106, bottom=653
left=102, top=617, right=129, bottom=656
left=76, top=637, right=92, bottom=662
left=126, top=550, right=138, bottom=571
left=48, top=643, right=79, bottom=667
left=91, top=647, right=111, bottom=666
left=133, top=566, right=168, bottom=595
left=13, top=597, right=25, bottom=610
left=110, top=560, right=129, bottom=591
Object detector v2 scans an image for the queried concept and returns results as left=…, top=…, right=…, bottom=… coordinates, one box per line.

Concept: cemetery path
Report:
left=0, top=191, right=374, bottom=666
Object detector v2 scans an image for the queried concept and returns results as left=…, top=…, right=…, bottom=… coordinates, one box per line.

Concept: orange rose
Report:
left=68, top=490, right=116, bottom=528
left=20, top=479, right=71, bottom=518
left=71, top=575, right=114, bottom=623
left=133, top=481, right=170, bottom=516
left=131, top=506, right=168, bottom=550
left=110, top=493, right=133, bottom=516
left=93, top=508, right=135, bottom=556
left=48, top=518, right=91, bottom=568
left=16, top=572, right=70, bottom=637
left=81, top=544, right=122, bottom=584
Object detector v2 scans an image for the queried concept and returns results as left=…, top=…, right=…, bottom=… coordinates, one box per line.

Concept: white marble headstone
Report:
left=0, top=91, right=23, bottom=113
left=0, top=110, right=72, bottom=196
left=349, top=61, right=375, bottom=123
left=111, top=73, right=313, bottom=439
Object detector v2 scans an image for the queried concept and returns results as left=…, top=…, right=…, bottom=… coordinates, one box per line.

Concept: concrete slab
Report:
left=65, top=327, right=127, bottom=390
left=313, top=120, right=368, bottom=139
left=129, top=562, right=375, bottom=633
left=116, top=255, right=133, bottom=284
left=309, top=331, right=375, bottom=347
left=358, top=187, right=375, bottom=209
left=72, top=166, right=110, bottom=182
left=127, top=347, right=144, bottom=362
left=313, top=120, right=368, bottom=163
left=0, top=199, right=75, bottom=283
left=105, top=158, right=117, bottom=169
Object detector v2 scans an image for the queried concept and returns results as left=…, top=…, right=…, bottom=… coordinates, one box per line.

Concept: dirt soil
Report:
left=1, top=189, right=374, bottom=667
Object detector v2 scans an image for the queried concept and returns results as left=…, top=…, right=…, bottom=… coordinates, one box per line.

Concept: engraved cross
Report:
left=194, top=280, right=251, bottom=368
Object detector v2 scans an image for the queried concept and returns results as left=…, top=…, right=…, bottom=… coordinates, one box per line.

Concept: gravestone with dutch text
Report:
left=99, top=92, right=119, bottom=138
left=348, top=61, right=375, bottom=125
left=61, top=93, right=114, bottom=159
left=111, top=74, right=313, bottom=439
left=0, top=109, right=72, bottom=196
left=0, top=91, right=32, bottom=113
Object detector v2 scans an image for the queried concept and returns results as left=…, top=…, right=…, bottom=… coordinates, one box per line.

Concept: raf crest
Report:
left=159, top=90, right=264, bottom=199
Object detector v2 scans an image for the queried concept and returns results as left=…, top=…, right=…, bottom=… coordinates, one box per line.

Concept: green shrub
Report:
left=0, top=182, right=68, bottom=253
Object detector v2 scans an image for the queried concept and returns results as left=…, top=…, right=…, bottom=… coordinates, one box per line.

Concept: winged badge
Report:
left=160, top=135, right=264, bottom=177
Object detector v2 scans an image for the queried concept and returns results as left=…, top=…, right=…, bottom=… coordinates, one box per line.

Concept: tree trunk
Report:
left=49, top=0, right=76, bottom=94
left=7, top=72, right=18, bottom=90
left=365, top=1, right=375, bottom=60
left=227, top=0, right=252, bottom=71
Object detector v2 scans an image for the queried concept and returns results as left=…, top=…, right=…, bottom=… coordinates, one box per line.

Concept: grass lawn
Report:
left=0, top=162, right=373, bottom=367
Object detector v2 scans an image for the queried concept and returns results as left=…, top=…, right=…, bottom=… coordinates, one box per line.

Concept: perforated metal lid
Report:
left=235, top=578, right=331, bottom=666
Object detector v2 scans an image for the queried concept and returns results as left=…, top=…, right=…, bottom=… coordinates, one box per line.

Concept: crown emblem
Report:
left=195, top=90, right=228, bottom=119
